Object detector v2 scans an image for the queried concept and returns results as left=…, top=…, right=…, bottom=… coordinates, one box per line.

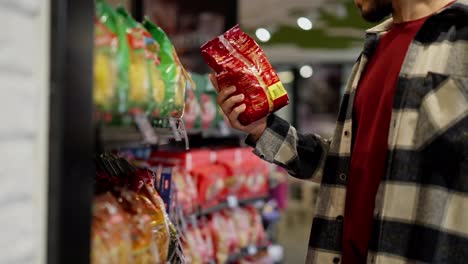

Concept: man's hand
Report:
left=210, top=74, right=267, bottom=142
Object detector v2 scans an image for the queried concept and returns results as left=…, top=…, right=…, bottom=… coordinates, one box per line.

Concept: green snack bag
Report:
left=200, top=74, right=221, bottom=129
left=116, top=7, right=154, bottom=118
left=143, top=18, right=194, bottom=118
left=144, top=37, right=166, bottom=118
left=94, top=0, right=130, bottom=124
left=185, top=73, right=203, bottom=130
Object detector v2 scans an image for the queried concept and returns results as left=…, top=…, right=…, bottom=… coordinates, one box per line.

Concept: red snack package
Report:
left=210, top=212, right=240, bottom=263
left=199, top=223, right=215, bottom=262
left=246, top=206, right=268, bottom=246
left=216, top=149, right=246, bottom=199
left=200, top=25, right=289, bottom=125
left=172, top=168, right=198, bottom=214
left=191, top=164, right=227, bottom=208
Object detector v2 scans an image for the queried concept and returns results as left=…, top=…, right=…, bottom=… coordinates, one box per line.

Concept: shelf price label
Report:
left=227, top=195, right=239, bottom=208
left=134, top=113, right=158, bottom=144
left=247, top=245, right=258, bottom=256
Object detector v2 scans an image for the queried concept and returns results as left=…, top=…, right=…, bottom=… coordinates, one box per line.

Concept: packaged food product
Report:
left=116, top=8, right=155, bottom=116
left=209, top=213, right=229, bottom=263
left=200, top=25, right=289, bottom=125
left=227, top=208, right=251, bottom=248
left=199, top=223, right=215, bottom=262
left=91, top=193, right=132, bottom=264
left=118, top=190, right=162, bottom=263
left=182, top=227, right=202, bottom=264
left=94, top=0, right=127, bottom=123
left=246, top=206, right=268, bottom=246
left=191, top=164, right=227, bottom=208
left=241, top=151, right=270, bottom=199
left=183, top=80, right=201, bottom=130
left=190, top=73, right=220, bottom=129
left=216, top=149, right=245, bottom=198
left=143, top=18, right=194, bottom=118
left=136, top=183, right=172, bottom=262
left=172, top=168, right=198, bottom=214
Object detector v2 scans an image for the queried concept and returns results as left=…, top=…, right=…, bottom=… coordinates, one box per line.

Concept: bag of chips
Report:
left=91, top=193, right=132, bottom=264
left=142, top=30, right=166, bottom=117
left=94, top=0, right=128, bottom=123
left=143, top=18, right=194, bottom=118
left=201, top=25, right=289, bottom=125
left=117, top=190, right=162, bottom=263
left=116, top=8, right=155, bottom=117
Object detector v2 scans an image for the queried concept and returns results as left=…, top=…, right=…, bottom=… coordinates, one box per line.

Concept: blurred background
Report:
left=0, top=0, right=373, bottom=263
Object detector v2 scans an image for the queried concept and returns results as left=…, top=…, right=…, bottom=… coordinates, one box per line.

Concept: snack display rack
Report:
left=47, top=1, right=283, bottom=264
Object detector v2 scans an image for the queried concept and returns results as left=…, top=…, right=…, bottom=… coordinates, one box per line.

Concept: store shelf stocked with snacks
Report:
left=91, top=1, right=286, bottom=263
left=94, top=0, right=193, bottom=150
left=93, top=146, right=285, bottom=263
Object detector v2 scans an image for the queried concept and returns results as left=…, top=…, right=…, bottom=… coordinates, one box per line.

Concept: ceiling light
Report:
left=297, top=17, right=313, bottom=31
left=299, top=65, right=314, bottom=78
left=255, top=28, right=271, bottom=42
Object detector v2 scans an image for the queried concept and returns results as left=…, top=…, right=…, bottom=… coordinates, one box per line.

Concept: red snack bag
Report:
left=191, top=164, right=227, bottom=208
left=246, top=206, right=268, bottom=246
left=199, top=223, right=215, bottom=262
left=172, top=168, right=198, bottom=214
left=200, top=25, right=289, bottom=125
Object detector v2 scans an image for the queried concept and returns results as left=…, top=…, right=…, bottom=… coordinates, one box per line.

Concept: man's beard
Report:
left=360, top=0, right=393, bottom=22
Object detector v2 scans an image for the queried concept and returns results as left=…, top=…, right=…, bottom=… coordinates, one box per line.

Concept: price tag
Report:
left=247, top=245, right=258, bottom=256
left=227, top=195, right=239, bottom=208
left=169, top=118, right=182, bottom=142
left=134, top=113, right=158, bottom=144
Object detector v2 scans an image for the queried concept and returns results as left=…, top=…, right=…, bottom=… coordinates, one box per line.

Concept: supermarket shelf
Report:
left=226, top=244, right=270, bottom=263
left=194, top=195, right=269, bottom=218
left=97, top=117, right=189, bottom=151
left=187, top=127, right=247, bottom=148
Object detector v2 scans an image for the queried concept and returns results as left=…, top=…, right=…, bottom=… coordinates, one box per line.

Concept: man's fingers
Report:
left=221, top=94, right=244, bottom=114
left=228, top=104, right=246, bottom=126
left=216, top=86, right=236, bottom=105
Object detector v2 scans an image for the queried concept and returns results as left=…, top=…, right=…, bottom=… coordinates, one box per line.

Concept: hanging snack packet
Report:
left=185, top=73, right=203, bottom=130
left=91, top=193, right=132, bottom=264
left=118, top=190, right=162, bottom=263
left=201, top=25, right=289, bottom=126
left=94, top=0, right=128, bottom=123
left=143, top=18, right=194, bottom=118
left=142, top=30, right=166, bottom=117
left=116, top=7, right=154, bottom=116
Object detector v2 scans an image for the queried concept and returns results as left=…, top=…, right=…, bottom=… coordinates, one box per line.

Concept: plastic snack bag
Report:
left=94, top=0, right=128, bottom=123
left=116, top=7, right=154, bottom=117
left=134, top=182, right=172, bottom=262
left=184, top=73, right=202, bottom=130
left=117, top=190, right=161, bottom=264
left=201, top=25, right=289, bottom=125
left=142, top=30, right=166, bottom=117
left=91, top=193, right=132, bottom=264
left=143, top=18, right=194, bottom=118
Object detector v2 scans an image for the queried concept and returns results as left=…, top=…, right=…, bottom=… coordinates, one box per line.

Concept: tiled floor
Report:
left=276, top=206, right=315, bottom=264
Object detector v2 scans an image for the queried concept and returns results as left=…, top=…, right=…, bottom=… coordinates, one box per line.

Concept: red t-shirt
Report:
left=342, top=17, right=428, bottom=264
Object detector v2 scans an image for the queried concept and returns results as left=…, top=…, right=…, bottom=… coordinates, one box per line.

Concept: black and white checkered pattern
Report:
left=248, top=1, right=468, bottom=263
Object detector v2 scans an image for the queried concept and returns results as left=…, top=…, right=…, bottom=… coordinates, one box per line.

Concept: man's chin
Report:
left=361, top=8, right=391, bottom=23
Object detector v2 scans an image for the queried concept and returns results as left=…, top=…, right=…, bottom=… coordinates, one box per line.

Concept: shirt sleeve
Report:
left=245, top=114, right=330, bottom=181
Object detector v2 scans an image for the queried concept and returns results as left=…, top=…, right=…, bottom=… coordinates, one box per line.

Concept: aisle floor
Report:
left=277, top=207, right=315, bottom=264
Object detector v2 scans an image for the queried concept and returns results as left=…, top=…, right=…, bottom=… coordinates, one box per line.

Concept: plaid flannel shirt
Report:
left=248, top=1, right=468, bottom=263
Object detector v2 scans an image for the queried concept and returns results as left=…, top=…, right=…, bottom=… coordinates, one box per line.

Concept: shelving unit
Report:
left=193, top=195, right=268, bottom=218
left=46, top=0, right=286, bottom=263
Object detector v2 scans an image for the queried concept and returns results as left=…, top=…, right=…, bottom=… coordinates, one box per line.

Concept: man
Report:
left=212, top=0, right=468, bottom=263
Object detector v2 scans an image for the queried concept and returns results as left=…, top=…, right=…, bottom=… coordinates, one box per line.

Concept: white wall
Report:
left=0, top=0, right=49, bottom=263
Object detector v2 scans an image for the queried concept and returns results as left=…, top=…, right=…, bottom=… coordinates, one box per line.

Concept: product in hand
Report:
left=200, top=25, right=289, bottom=125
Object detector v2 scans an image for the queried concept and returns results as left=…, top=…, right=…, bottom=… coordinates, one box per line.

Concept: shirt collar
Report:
left=365, top=0, right=468, bottom=35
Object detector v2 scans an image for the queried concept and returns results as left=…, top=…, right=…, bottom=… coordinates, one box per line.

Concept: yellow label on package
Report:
left=268, top=82, right=287, bottom=100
